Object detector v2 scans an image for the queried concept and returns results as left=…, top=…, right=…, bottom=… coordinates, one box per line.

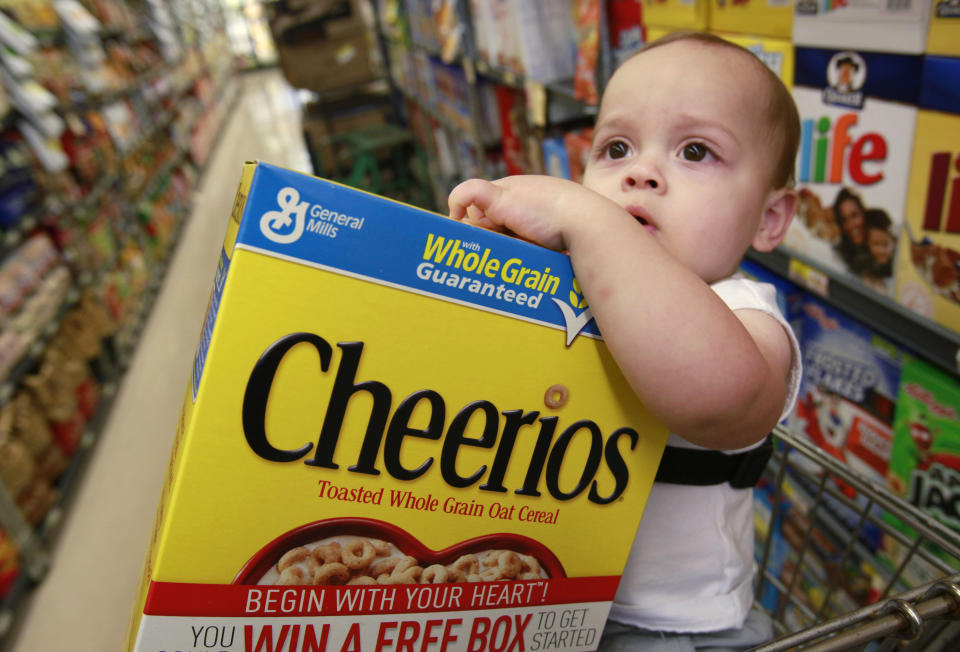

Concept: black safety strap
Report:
left=654, top=435, right=773, bottom=489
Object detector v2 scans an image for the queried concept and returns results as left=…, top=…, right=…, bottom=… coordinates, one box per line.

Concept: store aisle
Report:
left=9, top=68, right=312, bottom=652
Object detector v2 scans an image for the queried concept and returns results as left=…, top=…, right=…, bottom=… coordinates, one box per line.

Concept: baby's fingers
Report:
left=448, top=178, right=501, bottom=222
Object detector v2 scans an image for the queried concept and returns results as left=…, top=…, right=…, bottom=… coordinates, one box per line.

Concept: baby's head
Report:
left=582, top=32, right=800, bottom=283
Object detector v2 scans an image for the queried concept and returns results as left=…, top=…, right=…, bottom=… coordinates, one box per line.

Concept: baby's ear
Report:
left=752, top=187, right=797, bottom=252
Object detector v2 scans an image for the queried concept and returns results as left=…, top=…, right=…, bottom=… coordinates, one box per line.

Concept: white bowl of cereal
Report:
left=234, top=517, right=565, bottom=586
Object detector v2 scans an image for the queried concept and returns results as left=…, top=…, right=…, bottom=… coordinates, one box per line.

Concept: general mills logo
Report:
left=260, top=187, right=308, bottom=244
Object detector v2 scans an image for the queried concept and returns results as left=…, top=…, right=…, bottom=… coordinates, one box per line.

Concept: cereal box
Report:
left=887, top=355, right=960, bottom=524
left=641, top=0, right=709, bottom=31
left=788, top=296, right=901, bottom=489
left=894, top=56, right=960, bottom=332
left=787, top=295, right=902, bottom=556
left=927, top=0, right=960, bottom=57
left=126, top=162, right=669, bottom=651
left=712, top=32, right=795, bottom=88
left=783, top=46, right=922, bottom=297
left=608, top=0, right=645, bottom=68
left=793, top=0, right=932, bottom=54
left=708, top=0, right=792, bottom=40
left=881, top=354, right=960, bottom=586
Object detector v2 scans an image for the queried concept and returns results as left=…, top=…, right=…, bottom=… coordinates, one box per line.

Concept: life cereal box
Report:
left=783, top=46, right=922, bottom=297
left=126, top=162, right=669, bottom=652
left=894, top=55, right=960, bottom=332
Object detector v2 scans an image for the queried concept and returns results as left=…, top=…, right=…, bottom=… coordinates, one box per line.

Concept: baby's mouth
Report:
left=626, top=207, right=656, bottom=234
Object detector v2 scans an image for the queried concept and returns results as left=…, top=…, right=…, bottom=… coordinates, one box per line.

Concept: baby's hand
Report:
left=448, top=176, right=584, bottom=251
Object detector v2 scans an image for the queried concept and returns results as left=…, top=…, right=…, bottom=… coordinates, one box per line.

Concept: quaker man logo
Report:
left=824, top=51, right=866, bottom=109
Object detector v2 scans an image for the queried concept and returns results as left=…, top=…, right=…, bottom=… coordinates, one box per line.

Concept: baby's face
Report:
left=582, top=41, right=779, bottom=283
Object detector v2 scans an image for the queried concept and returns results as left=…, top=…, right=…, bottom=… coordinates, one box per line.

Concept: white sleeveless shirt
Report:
left=608, top=275, right=802, bottom=633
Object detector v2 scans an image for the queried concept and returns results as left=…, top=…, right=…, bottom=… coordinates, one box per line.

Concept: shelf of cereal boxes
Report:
left=753, top=425, right=960, bottom=647
left=0, top=121, right=201, bottom=648
left=395, top=29, right=599, bottom=135
left=109, top=151, right=196, bottom=368
left=0, top=186, right=191, bottom=647
left=747, top=247, right=960, bottom=380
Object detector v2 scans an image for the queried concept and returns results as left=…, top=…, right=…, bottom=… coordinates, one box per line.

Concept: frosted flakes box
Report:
left=782, top=46, right=922, bottom=298
left=894, top=55, right=960, bottom=331
left=793, top=0, right=932, bottom=54
left=788, top=296, right=901, bottom=489
left=709, top=0, right=792, bottom=40
left=126, top=162, right=669, bottom=652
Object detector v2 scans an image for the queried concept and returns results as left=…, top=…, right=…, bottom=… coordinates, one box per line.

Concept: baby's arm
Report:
left=449, top=176, right=793, bottom=450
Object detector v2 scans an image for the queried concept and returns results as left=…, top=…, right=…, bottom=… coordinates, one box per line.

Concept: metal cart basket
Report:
left=751, top=425, right=960, bottom=651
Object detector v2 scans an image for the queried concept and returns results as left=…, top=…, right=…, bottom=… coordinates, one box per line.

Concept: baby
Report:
left=449, top=32, right=803, bottom=650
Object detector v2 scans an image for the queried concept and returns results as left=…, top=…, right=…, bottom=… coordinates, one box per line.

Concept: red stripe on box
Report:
left=144, top=577, right=620, bottom=617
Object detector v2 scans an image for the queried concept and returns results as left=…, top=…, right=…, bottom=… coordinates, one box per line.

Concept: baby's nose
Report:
left=623, top=160, right=664, bottom=191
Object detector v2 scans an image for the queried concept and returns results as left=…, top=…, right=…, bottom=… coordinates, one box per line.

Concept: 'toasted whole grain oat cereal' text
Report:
left=127, top=162, right=668, bottom=652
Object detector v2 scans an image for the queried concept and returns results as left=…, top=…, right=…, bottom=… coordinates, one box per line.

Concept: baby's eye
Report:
left=604, top=140, right=631, bottom=160
left=681, top=142, right=713, bottom=162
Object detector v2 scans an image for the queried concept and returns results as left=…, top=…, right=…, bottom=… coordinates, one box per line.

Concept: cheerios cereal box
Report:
left=126, top=162, right=669, bottom=652
left=894, top=55, right=960, bottom=332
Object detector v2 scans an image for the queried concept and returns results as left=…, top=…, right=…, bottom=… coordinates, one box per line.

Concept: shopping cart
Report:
left=752, top=425, right=960, bottom=651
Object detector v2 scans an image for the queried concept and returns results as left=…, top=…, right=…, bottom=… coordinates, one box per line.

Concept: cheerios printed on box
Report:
left=126, top=162, right=669, bottom=652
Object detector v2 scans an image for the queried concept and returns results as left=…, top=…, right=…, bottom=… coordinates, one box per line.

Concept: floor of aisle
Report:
left=8, top=68, right=313, bottom=652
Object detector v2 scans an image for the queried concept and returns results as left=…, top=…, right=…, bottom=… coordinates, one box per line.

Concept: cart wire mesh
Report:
left=752, top=425, right=960, bottom=651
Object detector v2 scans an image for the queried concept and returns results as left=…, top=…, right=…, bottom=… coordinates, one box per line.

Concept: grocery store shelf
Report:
left=0, top=288, right=80, bottom=406
left=36, top=379, right=118, bottom=545
left=747, top=247, right=960, bottom=379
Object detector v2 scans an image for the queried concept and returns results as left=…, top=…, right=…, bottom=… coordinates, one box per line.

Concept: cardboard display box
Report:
left=126, top=162, right=668, bottom=651
left=301, top=92, right=394, bottom=174
left=269, top=0, right=379, bottom=92
left=274, top=27, right=378, bottom=92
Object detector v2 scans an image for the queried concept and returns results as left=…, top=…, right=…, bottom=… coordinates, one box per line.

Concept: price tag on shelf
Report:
left=525, top=81, right=548, bottom=128
left=788, top=258, right=829, bottom=297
